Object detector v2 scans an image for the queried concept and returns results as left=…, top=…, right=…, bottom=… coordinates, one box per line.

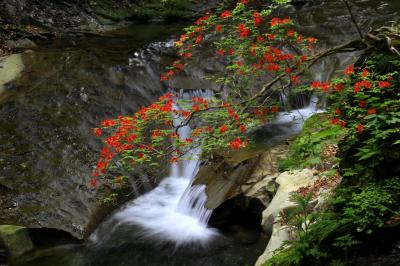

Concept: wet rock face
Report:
left=0, top=26, right=183, bottom=239
left=0, top=0, right=137, bottom=31
left=0, top=0, right=224, bottom=33
left=0, top=225, right=33, bottom=258
left=0, top=22, right=229, bottom=240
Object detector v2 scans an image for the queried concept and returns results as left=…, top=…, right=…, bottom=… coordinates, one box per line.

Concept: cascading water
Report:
left=108, top=90, right=218, bottom=246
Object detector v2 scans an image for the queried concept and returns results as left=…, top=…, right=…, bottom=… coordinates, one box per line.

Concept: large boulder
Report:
left=255, top=169, right=317, bottom=266
left=0, top=225, right=33, bottom=258
left=194, top=144, right=288, bottom=210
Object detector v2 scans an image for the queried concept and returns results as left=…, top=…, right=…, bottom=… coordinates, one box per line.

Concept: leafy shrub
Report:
left=328, top=53, right=400, bottom=180
left=133, top=0, right=189, bottom=21
left=279, top=113, right=345, bottom=170
left=265, top=177, right=400, bottom=266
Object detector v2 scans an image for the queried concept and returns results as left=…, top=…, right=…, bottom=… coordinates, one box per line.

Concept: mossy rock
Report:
left=0, top=225, right=34, bottom=257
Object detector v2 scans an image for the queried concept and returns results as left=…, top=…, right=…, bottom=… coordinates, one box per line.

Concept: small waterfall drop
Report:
left=110, top=90, right=218, bottom=246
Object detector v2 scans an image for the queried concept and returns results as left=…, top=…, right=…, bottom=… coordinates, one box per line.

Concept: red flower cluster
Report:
left=378, top=81, right=391, bottom=88
left=354, top=80, right=372, bottom=93
left=238, top=24, right=250, bottom=38
left=253, top=12, right=262, bottom=27
left=229, top=138, right=243, bottom=149
left=310, top=81, right=330, bottom=92
left=270, top=18, right=292, bottom=27
left=344, top=65, right=354, bottom=76
left=219, top=125, right=228, bottom=134
left=195, top=15, right=210, bottom=25
left=221, top=10, right=231, bottom=19
left=195, top=34, right=203, bottom=44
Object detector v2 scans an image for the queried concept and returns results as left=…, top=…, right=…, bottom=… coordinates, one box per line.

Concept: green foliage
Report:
left=265, top=177, right=400, bottom=266
left=279, top=113, right=345, bottom=170
left=329, top=53, right=400, bottom=179
left=282, top=193, right=315, bottom=235
left=133, top=0, right=189, bottom=21
left=341, top=179, right=400, bottom=234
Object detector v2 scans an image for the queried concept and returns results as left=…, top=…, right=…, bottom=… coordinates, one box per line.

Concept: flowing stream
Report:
left=4, top=1, right=400, bottom=266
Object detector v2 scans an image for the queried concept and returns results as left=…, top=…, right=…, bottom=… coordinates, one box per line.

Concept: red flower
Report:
left=270, top=18, right=291, bottom=27
left=359, top=100, right=367, bottom=108
left=334, top=83, right=344, bottom=91
left=185, top=138, right=193, bottom=143
left=267, top=63, right=280, bottom=72
left=215, top=25, right=223, bottom=32
left=257, top=36, right=265, bottom=42
left=92, top=128, right=102, bottom=137
left=219, top=125, right=228, bottom=134
left=287, top=29, right=295, bottom=37
left=221, top=10, right=231, bottom=19
left=89, top=178, right=97, bottom=187
left=361, top=80, right=372, bottom=89
left=195, top=15, right=209, bottom=25
left=170, top=133, right=179, bottom=139
left=311, top=81, right=321, bottom=88
left=271, top=106, right=279, bottom=113
left=217, top=49, right=225, bottom=56
left=362, top=69, right=370, bottom=77
left=126, top=134, right=138, bottom=142
left=291, top=75, right=300, bottom=85
left=264, top=53, right=275, bottom=63
left=179, top=34, right=187, bottom=41
left=170, top=156, right=179, bottom=163
left=253, top=12, right=262, bottom=27
left=240, top=29, right=250, bottom=38
left=267, top=34, right=275, bottom=40
left=192, top=105, right=200, bottom=111
left=240, top=124, right=246, bottom=133
left=367, top=108, right=376, bottom=115
left=195, top=34, right=203, bottom=44
left=344, top=65, right=354, bottom=76
left=184, top=53, right=193, bottom=59
left=321, top=82, right=330, bottom=92
left=299, top=55, right=308, bottom=62
left=307, top=37, right=317, bottom=44
left=378, top=81, right=391, bottom=88
left=229, top=138, right=243, bottom=150
left=159, top=93, right=174, bottom=101
left=357, top=124, right=364, bottom=134
left=331, top=118, right=339, bottom=125
left=101, top=119, right=117, bottom=127
left=335, top=109, right=341, bottom=115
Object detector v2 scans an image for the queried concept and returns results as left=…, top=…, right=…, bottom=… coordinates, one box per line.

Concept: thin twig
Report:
left=345, top=0, right=363, bottom=39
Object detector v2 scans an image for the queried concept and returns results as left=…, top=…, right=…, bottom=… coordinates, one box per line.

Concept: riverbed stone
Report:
left=254, top=169, right=317, bottom=265
left=0, top=54, right=24, bottom=95
left=195, top=144, right=289, bottom=210
left=261, top=169, right=317, bottom=232
left=255, top=214, right=291, bottom=266
left=0, top=225, right=33, bottom=257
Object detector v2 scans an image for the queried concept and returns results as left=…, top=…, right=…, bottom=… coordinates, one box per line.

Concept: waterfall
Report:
left=110, top=90, right=218, bottom=246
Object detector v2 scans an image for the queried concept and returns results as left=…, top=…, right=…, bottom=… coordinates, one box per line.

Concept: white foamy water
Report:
left=111, top=90, right=218, bottom=246
left=276, top=95, right=323, bottom=129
